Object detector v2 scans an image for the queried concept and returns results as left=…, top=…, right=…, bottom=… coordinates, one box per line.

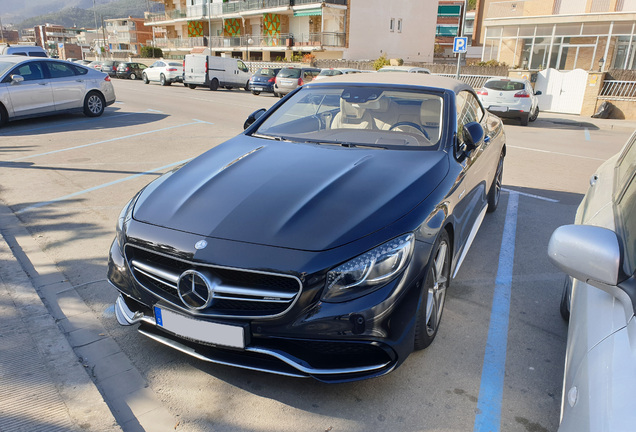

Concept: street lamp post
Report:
left=247, top=37, right=253, bottom=62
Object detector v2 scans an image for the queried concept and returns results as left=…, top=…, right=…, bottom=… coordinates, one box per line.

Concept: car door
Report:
left=43, top=61, right=86, bottom=111
left=1, top=60, right=55, bottom=117
left=146, top=61, right=163, bottom=81
left=452, top=90, right=493, bottom=258
left=234, top=60, right=249, bottom=86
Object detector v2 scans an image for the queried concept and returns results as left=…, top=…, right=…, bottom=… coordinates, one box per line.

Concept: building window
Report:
left=397, top=19, right=402, bottom=33
left=390, top=18, right=395, bottom=32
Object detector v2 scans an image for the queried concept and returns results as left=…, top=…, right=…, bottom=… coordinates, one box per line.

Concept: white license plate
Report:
left=489, top=105, right=509, bottom=112
left=253, top=87, right=264, bottom=91
left=154, top=306, right=245, bottom=348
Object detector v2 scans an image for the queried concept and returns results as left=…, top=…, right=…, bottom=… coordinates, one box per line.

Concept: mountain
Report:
left=9, top=0, right=163, bottom=30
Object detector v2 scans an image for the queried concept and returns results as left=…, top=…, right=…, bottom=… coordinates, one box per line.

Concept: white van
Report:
left=1, top=44, right=48, bottom=57
left=183, top=52, right=251, bottom=91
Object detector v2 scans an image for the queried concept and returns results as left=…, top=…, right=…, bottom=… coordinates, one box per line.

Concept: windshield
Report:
left=279, top=69, right=301, bottom=79
left=0, top=61, right=15, bottom=76
left=253, top=85, right=444, bottom=149
left=257, top=68, right=278, bottom=76
left=485, top=80, right=525, bottom=91
left=320, top=70, right=343, bottom=76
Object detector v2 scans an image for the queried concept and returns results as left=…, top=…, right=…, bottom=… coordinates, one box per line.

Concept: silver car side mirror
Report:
left=11, top=74, right=24, bottom=84
left=548, top=224, right=620, bottom=287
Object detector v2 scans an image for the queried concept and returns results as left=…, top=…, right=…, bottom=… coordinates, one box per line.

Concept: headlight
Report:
left=115, top=194, right=139, bottom=250
left=322, top=234, right=414, bottom=303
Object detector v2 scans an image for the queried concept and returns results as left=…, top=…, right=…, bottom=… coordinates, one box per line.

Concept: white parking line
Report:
left=0, top=112, right=136, bottom=136
left=6, top=119, right=213, bottom=162
left=16, top=158, right=193, bottom=214
left=507, top=145, right=606, bottom=161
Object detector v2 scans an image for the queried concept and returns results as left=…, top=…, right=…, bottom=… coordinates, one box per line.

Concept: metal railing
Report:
left=153, top=32, right=344, bottom=51
left=223, top=0, right=291, bottom=14
left=434, top=74, right=495, bottom=89
left=293, top=0, right=346, bottom=4
left=599, top=80, right=636, bottom=100
left=145, top=10, right=187, bottom=23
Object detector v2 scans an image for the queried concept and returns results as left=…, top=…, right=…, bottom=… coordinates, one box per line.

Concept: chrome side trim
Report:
left=453, top=204, right=488, bottom=279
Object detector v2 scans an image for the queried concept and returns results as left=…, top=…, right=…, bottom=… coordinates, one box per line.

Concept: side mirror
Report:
left=244, top=108, right=266, bottom=130
left=461, top=121, right=484, bottom=152
left=548, top=224, right=620, bottom=288
left=534, top=90, right=542, bottom=96
left=11, top=74, right=24, bottom=84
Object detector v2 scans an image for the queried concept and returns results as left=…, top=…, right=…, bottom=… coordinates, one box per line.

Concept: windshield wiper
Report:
left=304, top=139, right=386, bottom=149
left=252, top=133, right=292, bottom=142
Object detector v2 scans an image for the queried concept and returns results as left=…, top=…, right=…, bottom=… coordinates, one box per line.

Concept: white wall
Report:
left=345, top=0, right=438, bottom=62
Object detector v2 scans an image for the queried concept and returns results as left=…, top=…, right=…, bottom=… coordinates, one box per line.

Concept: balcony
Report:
left=145, top=9, right=187, bottom=24
left=222, top=0, right=291, bottom=14
left=293, top=0, right=346, bottom=4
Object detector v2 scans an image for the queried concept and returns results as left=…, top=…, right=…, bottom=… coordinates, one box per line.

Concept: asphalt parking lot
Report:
left=1, top=78, right=634, bottom=432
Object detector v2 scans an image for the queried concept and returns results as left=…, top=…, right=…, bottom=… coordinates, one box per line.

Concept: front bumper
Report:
left=107, top=224, right=433, bottom=382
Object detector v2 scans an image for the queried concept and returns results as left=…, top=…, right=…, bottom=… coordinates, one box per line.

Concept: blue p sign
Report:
left=453, top=37, right=468, bottom=53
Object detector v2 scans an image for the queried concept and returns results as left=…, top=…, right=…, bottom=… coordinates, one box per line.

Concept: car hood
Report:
left=133, top=137, right=449, bottom=251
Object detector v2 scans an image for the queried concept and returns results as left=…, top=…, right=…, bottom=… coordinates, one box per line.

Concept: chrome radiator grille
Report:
left=125, top=245, right=302, bottom=318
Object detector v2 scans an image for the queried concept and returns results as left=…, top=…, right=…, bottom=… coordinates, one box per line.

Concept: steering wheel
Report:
left=389, top=122, right=429, bottom=139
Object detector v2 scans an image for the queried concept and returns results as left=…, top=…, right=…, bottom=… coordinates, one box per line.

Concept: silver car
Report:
left=0, top=56, right=116, bottom=126
left=548, top=131, right=636, bottom=431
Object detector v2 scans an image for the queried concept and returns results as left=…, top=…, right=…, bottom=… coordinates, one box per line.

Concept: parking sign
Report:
left=453, top=37, right=468, bottom=53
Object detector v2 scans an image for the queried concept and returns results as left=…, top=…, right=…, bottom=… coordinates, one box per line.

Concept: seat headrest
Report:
left=420, top=98, right=441, bottom=127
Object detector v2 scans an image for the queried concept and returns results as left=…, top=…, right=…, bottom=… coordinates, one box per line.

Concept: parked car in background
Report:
left=99, top=60, right=125, bottom=77
left=143, top=60, right=184, bottom=86
left=108, top=73, right=506, bottom=382
left=0, top=44, right=48, bottom=57
left=87, top=60, right=102, bottom=70
left=273, top=66, right=320, bottom=97
left=183, top=55, right=250, bottom=90
left=0, top=55, right=116, bottom=126
left=116, top=62, right=148, bottom=80
left=314, top=68, right=361, bottom=80
left=73, top=59, right=93, bottom=66
left=378, top=66, right=431, bottom=74
left=476, top=77, right=540, bottom=126
left=548, top=131, right=636, bottom=432
left=248, top=67, right=281, bottom=95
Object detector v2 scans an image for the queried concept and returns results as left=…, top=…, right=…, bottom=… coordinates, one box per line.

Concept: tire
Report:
left=160, top=74, right=168, bottom=86
left=251, top=91, right=261, bottom=96
left=244, top=81, right=250, bottom=91
left=560, top=276, right=572, bottom=321
left=487, top=151, right=504, bottom=213
left=529, top=106, right=539, bottom=122
left=278, top=93, right=284, bottom=98
left=183, top=82, right=188, bottom=87
left=520, top=113, right=529, bottom=126
left=143, top=73, right=149, bottom=84
left=188, top=84, right=197, bottom=90
left=414, top=230, right=451, bottom=351
left=83, top=92, right=105, bottom=117
left=129, top=73, right=136, bottom=80
left=209, top=78, right=219, bottom=91
left=225, top=86, right=233, bottom=90
left=0, top=104, right=7, bottom=127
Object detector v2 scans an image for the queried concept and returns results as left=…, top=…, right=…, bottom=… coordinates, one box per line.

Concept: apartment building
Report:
left=477, top=0, right=636, bottom=71
left=105, top=17, right=154, bottom=57
left=145, top=0, right=437, bottom=62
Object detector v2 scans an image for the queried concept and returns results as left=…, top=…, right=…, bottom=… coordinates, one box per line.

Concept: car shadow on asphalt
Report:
left=0, top=108, right=168, bottom=138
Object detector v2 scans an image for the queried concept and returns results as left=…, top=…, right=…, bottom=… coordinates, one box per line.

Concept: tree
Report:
left=141, top=46, right=162, bottom=58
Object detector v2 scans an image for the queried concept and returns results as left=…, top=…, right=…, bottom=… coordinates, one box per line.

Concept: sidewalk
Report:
left=0, top=204, right=177, bottom=432
left=0, top=224, right=121, bottom=431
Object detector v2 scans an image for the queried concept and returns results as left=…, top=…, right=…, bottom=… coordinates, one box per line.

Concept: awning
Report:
left=293, top=8, right=322, bottom=17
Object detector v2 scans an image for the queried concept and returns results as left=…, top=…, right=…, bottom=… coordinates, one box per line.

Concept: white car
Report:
left=0, top=55, right=116, bottom=126
left=548, top=131, right=636, bottom=431
left=142, top=60, right=183, bottom=86
left=314, top=68, right=361, bottom=80
left=476, top=77, right=540, bottom=126
left=377, top=65, right=430, bottom=74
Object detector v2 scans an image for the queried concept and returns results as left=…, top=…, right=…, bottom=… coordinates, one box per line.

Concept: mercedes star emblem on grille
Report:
left=177, top=270, right=216, bottom=310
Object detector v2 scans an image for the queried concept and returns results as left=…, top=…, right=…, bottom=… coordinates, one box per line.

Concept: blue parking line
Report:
left=8, top=120, right=210, bottom=162
left=16, top=158, right=193, bottom=214
left=473, top=192, right=519, bottom=432
left=584, top=128, right=591, bottom=141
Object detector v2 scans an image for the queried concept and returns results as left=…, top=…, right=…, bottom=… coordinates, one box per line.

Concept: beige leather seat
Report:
left=371, top=98, right=399, bottom=130
left=420, top=98, right=442, bottom=142
left=331, top=99, right=375, bottom=129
